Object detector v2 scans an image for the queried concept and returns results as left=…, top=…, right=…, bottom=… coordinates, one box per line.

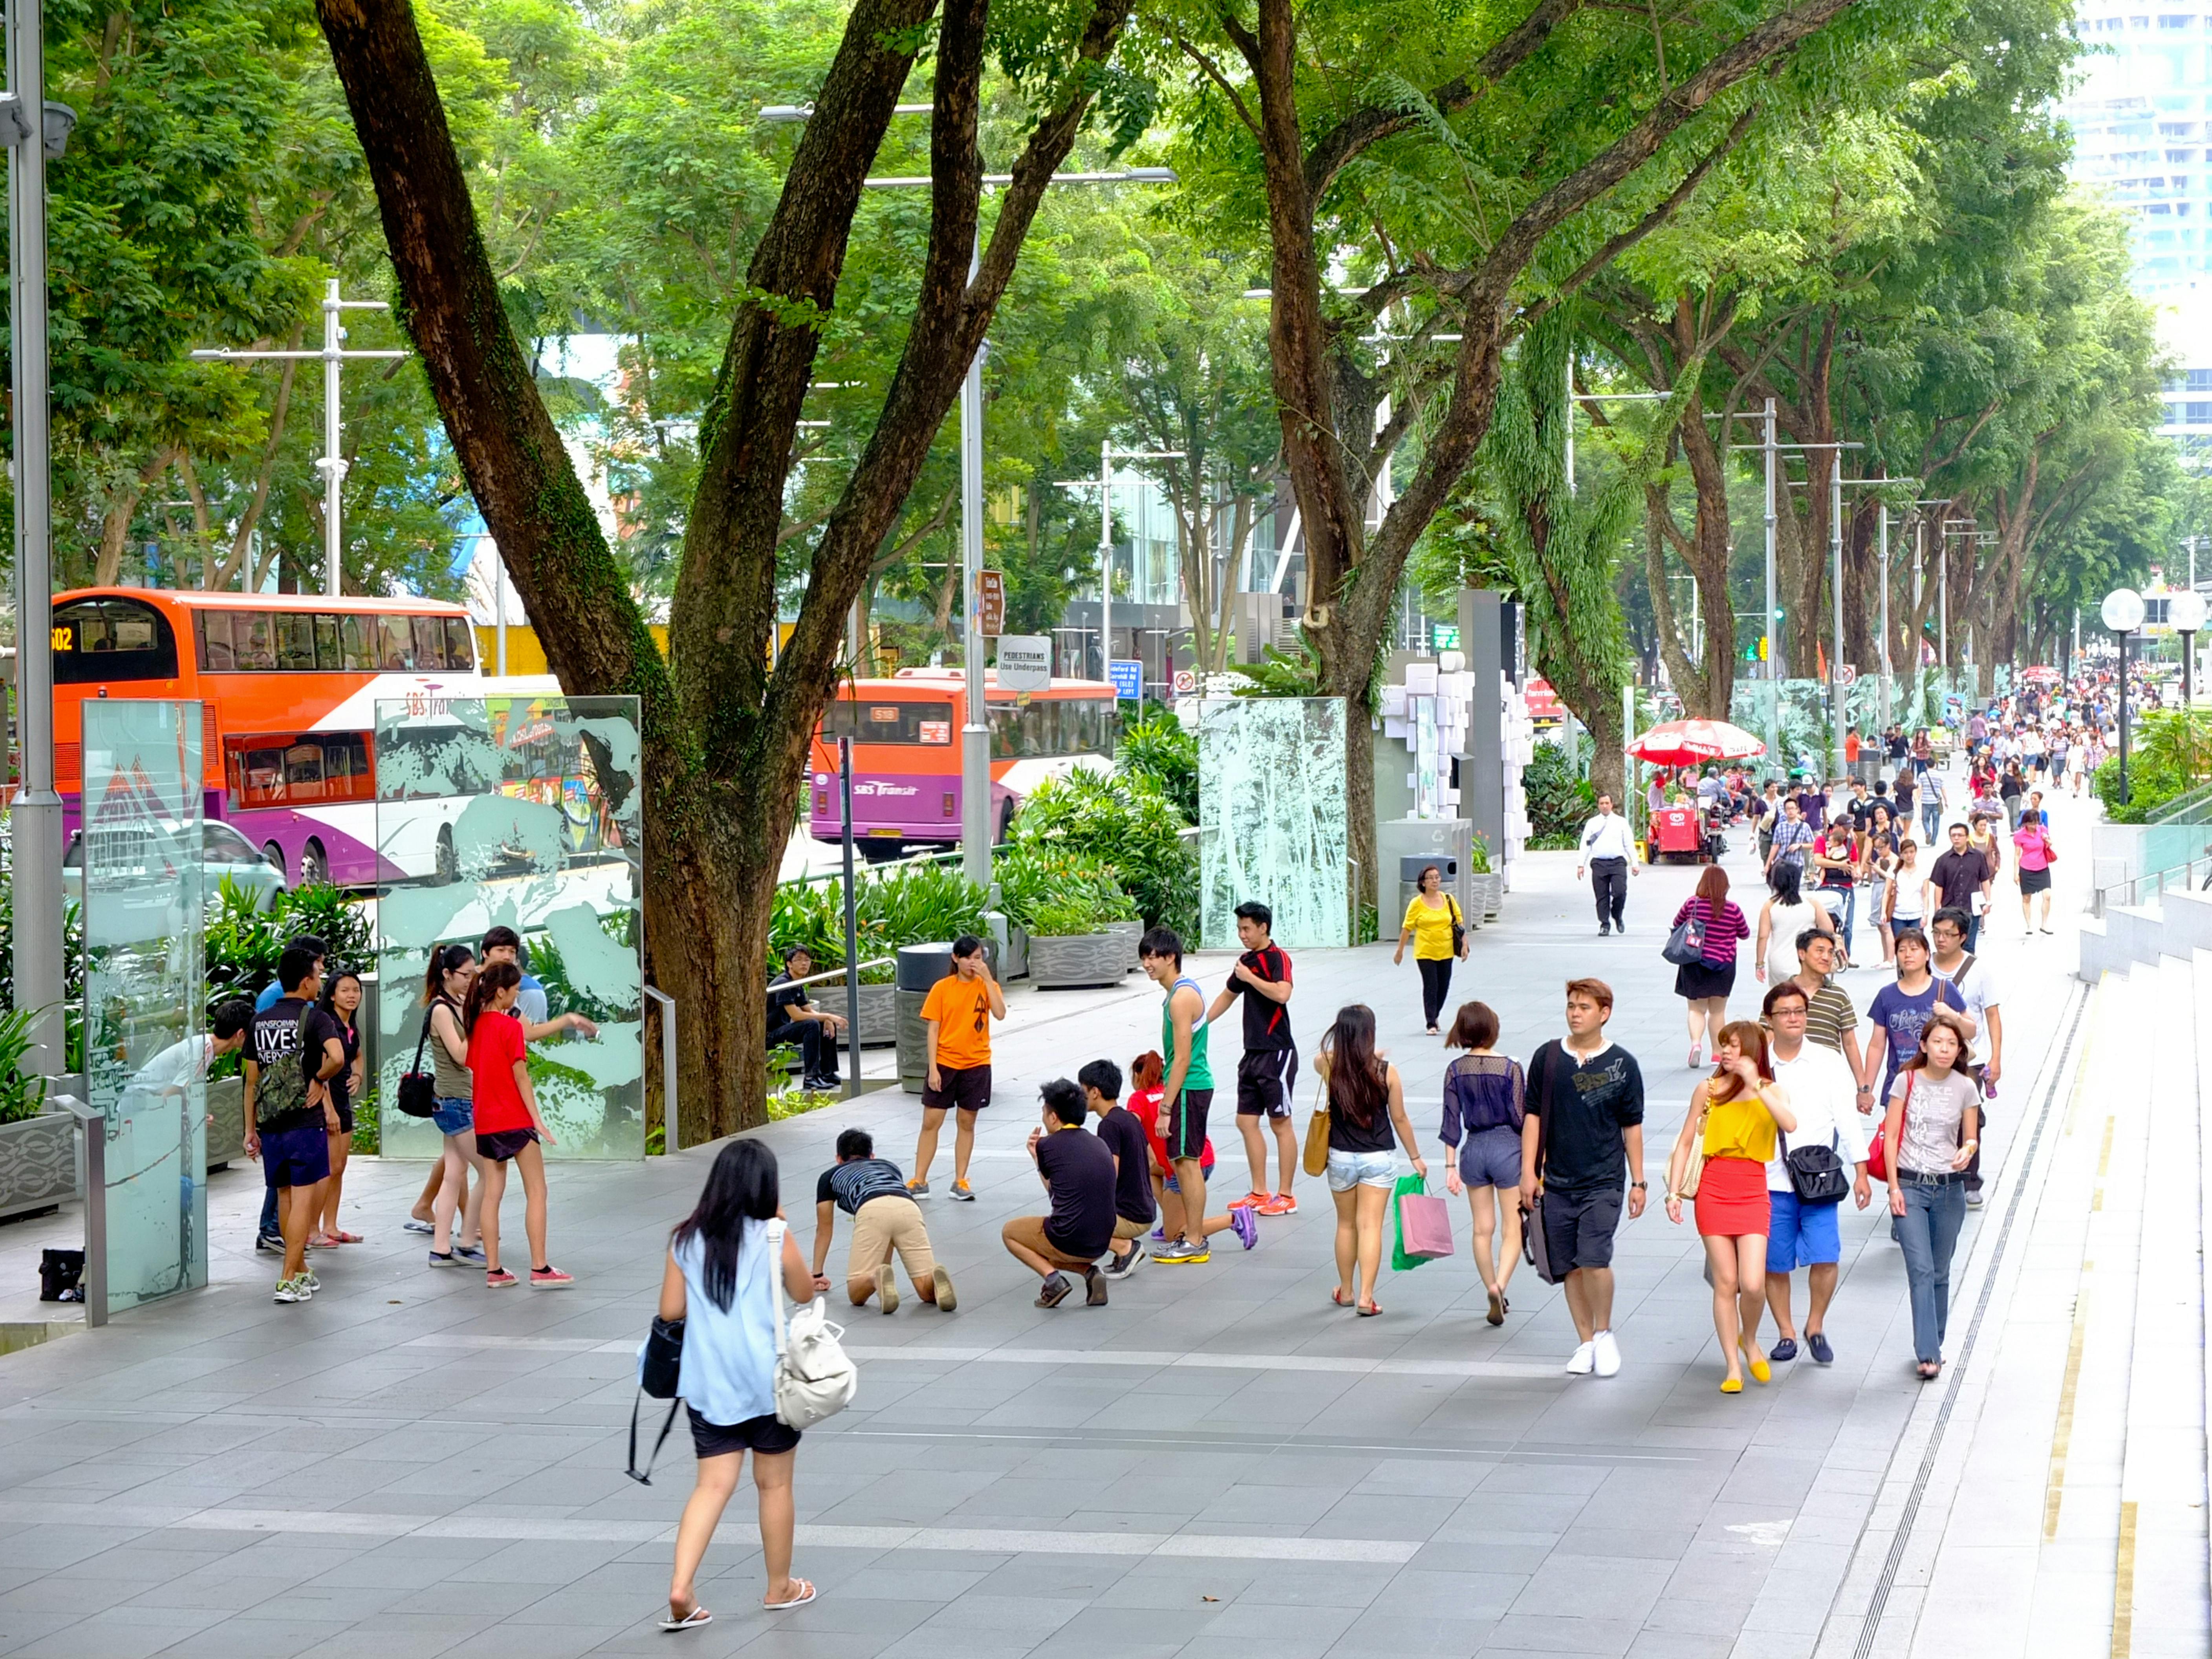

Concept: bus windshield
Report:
left=820, top=699, right=955, bottom=745
left=987, top=698, right=1114, bottom=759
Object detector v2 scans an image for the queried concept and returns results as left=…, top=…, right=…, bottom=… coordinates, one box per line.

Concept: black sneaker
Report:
left=1084, top=1266, right=1109, bottom=1306
left=1103, top=1241, right=1146, bottom=1278
left=1035, top=1272, right=1073, bottom=1309
left=254, top=1233, right=285, bottom=1254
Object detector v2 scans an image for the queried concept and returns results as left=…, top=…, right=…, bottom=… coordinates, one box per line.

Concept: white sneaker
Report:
left=1593, top=1330, right=1622, bottom=1377
left=1566, top=1340, right=1596, bottom=1375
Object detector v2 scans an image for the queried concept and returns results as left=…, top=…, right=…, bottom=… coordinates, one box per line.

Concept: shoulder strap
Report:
left=766, top=1218, right=789, bottom=1357
left=408, top=1005, right=434, bottom=1074
left=1953, top=952, right=1974, bottom=989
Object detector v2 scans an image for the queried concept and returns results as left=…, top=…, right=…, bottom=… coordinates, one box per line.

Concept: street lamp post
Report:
left=2103, top=587, right=2146, bottom=804
left=2172, top=588, right=2207, bottom=711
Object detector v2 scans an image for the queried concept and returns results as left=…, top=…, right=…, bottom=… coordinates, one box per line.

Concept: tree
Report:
left=313, top=0, right=1148, bottom=1139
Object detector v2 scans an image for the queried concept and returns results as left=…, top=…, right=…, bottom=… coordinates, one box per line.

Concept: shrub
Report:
left=1115, top=711, right=1198, bottom=822
left=1008, top=769, right=1195, bottom=938
left=1522, top=740, right=1595, bottom=850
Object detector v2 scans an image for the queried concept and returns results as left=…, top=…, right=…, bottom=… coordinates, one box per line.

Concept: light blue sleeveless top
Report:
left=668, top=1220, right=779, bottom=1426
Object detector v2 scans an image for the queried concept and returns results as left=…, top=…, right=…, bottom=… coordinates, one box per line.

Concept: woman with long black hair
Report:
left=463, top=960, right=567, bottom=1289
left=309, top=968, right=366, bottom=1248
left=659, top=1138, right=820, bottom=1628
left=422, top=944, right=487, bottom=1267
left=1315, top=1004, right=1425, bottom=1316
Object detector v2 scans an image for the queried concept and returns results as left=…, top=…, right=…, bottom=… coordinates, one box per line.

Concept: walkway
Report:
left=0, top=784, right=2194, bottom=1659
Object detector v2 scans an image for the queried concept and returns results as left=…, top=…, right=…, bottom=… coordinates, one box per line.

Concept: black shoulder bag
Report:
left=1776, top=1128, right=1850, bottom=1205
left=396, top=1005, right=439, bottom=1119
left=625, top=1315, right=686, bottom=1484
left=1520, top=1044, right=1564, bottom=1285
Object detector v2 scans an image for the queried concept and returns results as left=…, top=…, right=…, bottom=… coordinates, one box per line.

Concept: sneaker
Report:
left=486, top=1268, right=519, bottom=1289
left=949, top=1180, right=976, bottom=1203
left=1150, top=1226, right=1168, bottom=1242
left=1965, top=1189, right=1984, bottom=1210
left=1229, top=1207, right=1260, bottom=1251
left=427, top=1250, right=460, bottom=1267
left=1598, top=926, right=1610, bottom=937
left=454, top=1243, right=487, bottom=1264
left=930, top=1266, right=957, bottom=1312
left=1566, top=1340, right=1596, bottom=1376
left=273, top=1277, right=305, bottom=1304
left=1593, top=1330, right=1622, bottom=1377
left=403, top=1218, right=434, bottom=1235
left=1232, top=1191, right=1267, bottom=1209
left=1084, top=1265, right=1109, bottom=1306
left=1153, top=1236, right=1201, bottom=1263
left=297, top=1269, right=320, bottom=1293
left=1103, top=1242, right=1145, bottom=1278
left=906, top=1179, right=929, bottom=1197
left=1035, top=1271, right=1073, bottom=1309
left=874, top=1263, right=899, bottom=1315
left=1259, top=1193, right=1298, bottom=1216
left=529, top=1266, right=574, bottom=1290
left=254, top=1232, right=285, bottom=1254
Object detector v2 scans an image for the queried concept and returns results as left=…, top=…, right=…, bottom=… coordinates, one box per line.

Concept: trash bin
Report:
left=1397, top=854, right=1458, bottom=922
left=895, top=940, right=997, bottom=1092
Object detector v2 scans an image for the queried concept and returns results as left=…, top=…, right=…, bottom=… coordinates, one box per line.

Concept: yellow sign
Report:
left=51, top=625, right=71, bottom=652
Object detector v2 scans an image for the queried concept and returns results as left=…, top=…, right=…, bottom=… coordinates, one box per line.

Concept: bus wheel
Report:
left=857, top=838, right=904, bottom=865
left=263, top=842, right=289, bottom=886
left=301, top=839, right=330, bottom=888
left=433, top=826, right=458, bottom=886
left=996, top=801, right=1015, bottom=845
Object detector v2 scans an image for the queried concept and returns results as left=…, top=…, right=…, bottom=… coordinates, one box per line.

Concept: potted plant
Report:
left=1467, top=833, right=1503, bottom=921
left=0, top=1007, right=73, bottom=1221
left=998, top=846, right=1129, bottom=989
left=770, top=862, right=989, bottom=1044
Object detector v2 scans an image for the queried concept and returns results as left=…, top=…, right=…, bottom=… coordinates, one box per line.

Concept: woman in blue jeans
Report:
left=1882, top=1010, right=1980, bottom=1380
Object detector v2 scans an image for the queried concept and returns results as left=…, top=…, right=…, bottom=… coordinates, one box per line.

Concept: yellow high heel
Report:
left=1720, top=1377, right=1743, bottom=1394
left=1742, top=1344, right=1772, bottom=1384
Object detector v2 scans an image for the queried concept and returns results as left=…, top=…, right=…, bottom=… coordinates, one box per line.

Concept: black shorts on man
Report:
left=1234, top=1047, right=1298, bottom=1118
left=922, top=1062, right=991, bottom=1114
left=1167, top=1086, right=1213, bottom=1161
left=1540, top=1185, right=1624, bottom=1273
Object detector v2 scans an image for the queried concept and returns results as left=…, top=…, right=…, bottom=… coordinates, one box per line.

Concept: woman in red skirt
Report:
left=1664, top=1021, right=1796, bottom=1393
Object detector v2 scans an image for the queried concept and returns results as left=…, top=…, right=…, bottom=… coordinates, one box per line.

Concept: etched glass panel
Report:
left=374, top=695, right=645, bottom=1159
left=81, top=699, right=206, bottom=1312
left=1198, top=696, right=1348, bottom=950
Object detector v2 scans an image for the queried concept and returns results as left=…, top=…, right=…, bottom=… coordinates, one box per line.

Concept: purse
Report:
left=625, top=1314, right=685, bottom=1485
left=396, top=1005, right=439, bottom=1119
left=1661, top=901, right=1708, bottom=968
left=1867, top=1072, right=1906, bottom=1181
left=1392, top=1175, right=1453, bottom=1269
left=1302, top=1066, right=1330, bottom=1177
left=1448, top=896, right=1467, bottom=956
left=1677, top=1104, right=1710, bottom=1199
left=767, top=1219, right=857, bottom=1429
left=1519, top=1044, right=1564, bottom=1286
left=1778, top=1128, right=1850, bottom=1205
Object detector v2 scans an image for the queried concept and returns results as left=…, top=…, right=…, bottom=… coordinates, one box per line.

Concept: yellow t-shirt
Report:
left=1701, top=1087, right=1778, bottom=1163
left=920, top=974, right=994, bottom=1069
left=1402, top=894, right=1461, bottom=961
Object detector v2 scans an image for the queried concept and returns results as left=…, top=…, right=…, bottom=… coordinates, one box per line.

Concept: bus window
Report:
left=238, top=745, right=287, bottom=804
left=379, top=615, right=414, bottom=670
left=284, top=742, right=326, bottom=801
left=339, top=614, right=376, bottom=672
left=820, top=699, right=956, bottom=745
left=313, top=612, right=342, bottom=671
left=53, top=597, right=179, bottom=684
left=277, top=612, right=316, bottom=672
left=197, top=611, right=237, bottom=672
left=412, top=615, right=447, bottom=669
left=443, top=616, right=476, bottom=672
left=236, top=612, right=277, bottom=671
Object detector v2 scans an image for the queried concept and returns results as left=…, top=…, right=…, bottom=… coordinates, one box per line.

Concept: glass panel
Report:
left=313, top=613, right=342, bottom=671
left=1198, top=696, right=1348, bottom=950
left=81, top=699, right=207, bottom=1314
left=820, top=699, right=955, bottom=745
left=341, top=614, right=377, bottom=672
left=379, top=615, right=414, bottom=670
left=236, top=612, right=276, bottom=671
left=412, top=615, right=446, bottom=668
left=373, top=695, right=645, bottom=1160
left=445, top=616, right=476, bottom=672
left=198, top=610, right=236, bottom=672
left=277, top=612, right=316, bottom=672
left=284, top=741, right=326, bottom=801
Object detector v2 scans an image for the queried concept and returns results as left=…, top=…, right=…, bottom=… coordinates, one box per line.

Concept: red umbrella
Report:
left=1626, top=718, right=1767, bottom=766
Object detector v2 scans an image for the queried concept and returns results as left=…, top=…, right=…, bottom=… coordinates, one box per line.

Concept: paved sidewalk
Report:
left=0, top=798, right=2092, bottom=1659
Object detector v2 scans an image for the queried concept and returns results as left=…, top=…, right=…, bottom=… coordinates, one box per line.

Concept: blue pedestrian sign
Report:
left=1110, top=659, right=1143, bottom=700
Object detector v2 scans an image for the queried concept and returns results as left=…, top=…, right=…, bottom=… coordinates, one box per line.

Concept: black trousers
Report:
left=767, top=1018, right=839, bottom=1083
left=1591, top=857, right=1628, bottom=928
left=1417, top=957, right=1454, bottom=1029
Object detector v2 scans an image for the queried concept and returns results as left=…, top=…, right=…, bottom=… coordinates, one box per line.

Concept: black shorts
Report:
left=1167, top=1086, right=1213, bottom=1163
left=687, top=1406, right=800, bottom=1458
left=922, top=1062, right=991, bottom=1114
left=1540, top=1185, right=1625, bottom=1273
left=333, top=1099, right=354, bottom=1137
left=1236, top=1048, right=1298, bottom=1118
left=475, top=1128, right=541, bottom=1163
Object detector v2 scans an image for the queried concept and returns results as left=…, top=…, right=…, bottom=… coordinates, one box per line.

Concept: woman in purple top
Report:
left=1672, top=864, right=1751, bottom=1070
left=1438, top=1000, right=1527, bottom=1328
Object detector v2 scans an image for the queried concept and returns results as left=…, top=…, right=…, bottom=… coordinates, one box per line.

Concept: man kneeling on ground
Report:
left=811, top=1128, right=954, bottom=1315
left=1003, top=1079, right=1116, bottom=1307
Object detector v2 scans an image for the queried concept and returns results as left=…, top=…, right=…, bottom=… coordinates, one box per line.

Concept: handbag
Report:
left=1661, top=901, right=1708, bottom=968
left=1778, top=1128, right=1850, bottom=1205
left=1448, top=896, right=1466, bottom=956
left=624, top=1314, right=686, bottom=1485
left=1677, top=1104, right=1710, bottom=1199
left=767, top=1219, right=857, bottom=1429
left=396, top=1005, right=439, bottom=1119
left=1867, top=1073, right=1906, bottom=1181
left=1392, top=1175, right=1453, bottom=1269
left=1302, top=1067, right=1330, bottom=1177
left=1519, top=1043, right=1564, bottom=1286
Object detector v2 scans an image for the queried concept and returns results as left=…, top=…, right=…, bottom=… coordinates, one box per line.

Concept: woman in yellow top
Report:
left=1664, top=1021, right=1796, bottom=1393
left=1392, top=863, right=1470, bottom=1036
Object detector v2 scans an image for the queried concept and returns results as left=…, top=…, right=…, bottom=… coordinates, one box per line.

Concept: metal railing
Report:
left=50, top=1094, right=104, bottom=1328
left=2146, top=778, right=2212, bottom=824
left=2087, top=846, right=2212, bottom=917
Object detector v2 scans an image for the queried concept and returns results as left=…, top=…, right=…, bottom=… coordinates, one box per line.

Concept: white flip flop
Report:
left=764, top=1578, right=818, bottom=1611
left=659, top=1605, right=712, bottom=1632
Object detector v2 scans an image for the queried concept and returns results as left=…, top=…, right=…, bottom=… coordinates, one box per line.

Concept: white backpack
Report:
left=765, top=1220, right=857, bottom=1429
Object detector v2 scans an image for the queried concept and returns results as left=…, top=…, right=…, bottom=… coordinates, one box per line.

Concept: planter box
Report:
left=207, top=1076, right=245, bottom=1170
left=1474, top=873, right=1503, bottom=922
left=0, top=1110, right=79, bottom=1221
left=1104, top=920, right=1143, bottom=973
left=998, top=925, right=1029, bottom=981
left=850, top=982, right=897, bottom=1048
left=1030, top=930, right=1128, bottom=990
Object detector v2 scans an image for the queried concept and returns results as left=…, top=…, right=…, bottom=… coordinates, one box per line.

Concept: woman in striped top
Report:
left=1672, top=864, right=1751, bottom=1070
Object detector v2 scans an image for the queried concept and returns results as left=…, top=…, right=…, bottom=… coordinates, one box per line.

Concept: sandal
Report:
left=660, top=1602, right=712, bottom=1632
left=324, top=1230, right=364, bottom=1244
left=1485, top=1286, right=1505, bottom=1327
left=1356, top=1302, right=1381, bottom=1317
left=1331, top=1287, right=1353, bottom=1307
left=764, top=1578, right=817, bottom=1611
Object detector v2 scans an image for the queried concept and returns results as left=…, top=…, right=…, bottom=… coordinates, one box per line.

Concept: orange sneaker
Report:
left=1231, top=1191, right=1266, bottom=1209
left=1258, top=1193, right=1297, bottom=1216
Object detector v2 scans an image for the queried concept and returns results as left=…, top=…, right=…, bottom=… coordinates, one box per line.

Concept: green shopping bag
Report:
left=1391, top=1173, right=1452, bottom=1270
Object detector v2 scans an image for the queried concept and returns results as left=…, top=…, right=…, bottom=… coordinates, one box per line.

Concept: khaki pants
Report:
left=849, top=1195, right=935, bottom=1302
left=1002, top=1214, right=1099, bottom=1272
left=1112, top=1215, right=1150, bottom=1240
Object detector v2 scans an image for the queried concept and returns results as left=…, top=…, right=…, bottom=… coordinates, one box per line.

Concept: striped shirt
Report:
left=1803, top=983, right=1859, bottom=1056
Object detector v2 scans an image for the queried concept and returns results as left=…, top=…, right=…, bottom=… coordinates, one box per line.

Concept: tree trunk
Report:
left=1678, top=412, right=1736, bottom=719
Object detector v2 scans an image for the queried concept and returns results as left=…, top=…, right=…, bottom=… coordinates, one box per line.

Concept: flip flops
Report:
left=660, top=1604, right=712, bottom=1632
left=764, top=1579, right=818, bottom=1610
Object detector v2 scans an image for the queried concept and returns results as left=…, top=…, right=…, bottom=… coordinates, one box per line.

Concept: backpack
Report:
left=766, top=1220, right=857, bottom=1428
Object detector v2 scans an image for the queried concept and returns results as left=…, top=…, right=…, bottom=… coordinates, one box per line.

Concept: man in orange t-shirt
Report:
left=911, top=935, right=1005, bottom=1201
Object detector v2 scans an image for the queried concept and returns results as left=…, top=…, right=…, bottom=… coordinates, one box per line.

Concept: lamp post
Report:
left=2103, top=587, right=2146, bottom=804
left=2172, top=588, right=2207, bottom=712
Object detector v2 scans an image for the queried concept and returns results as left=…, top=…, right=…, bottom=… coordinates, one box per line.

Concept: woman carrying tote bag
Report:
left=656, top=1139, right=822, bottom=1629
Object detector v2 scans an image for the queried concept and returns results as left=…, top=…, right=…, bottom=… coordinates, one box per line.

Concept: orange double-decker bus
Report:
left=50, top=588, right=487, bottom=886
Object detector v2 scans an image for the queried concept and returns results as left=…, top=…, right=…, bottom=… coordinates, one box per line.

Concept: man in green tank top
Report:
left=1141, top=927, right=1216, bottom=1264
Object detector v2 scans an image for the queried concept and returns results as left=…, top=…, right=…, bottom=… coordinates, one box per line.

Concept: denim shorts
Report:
left=1325, top=1149, right=1397, bottom=1192
left=432, top=1096, right=473, bottom=1137
left=1456, top=1124, right=1523, bottom=1190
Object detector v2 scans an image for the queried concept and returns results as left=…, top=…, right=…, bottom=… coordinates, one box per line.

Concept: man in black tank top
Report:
left=1208, top=902, right=1299, bottom=1216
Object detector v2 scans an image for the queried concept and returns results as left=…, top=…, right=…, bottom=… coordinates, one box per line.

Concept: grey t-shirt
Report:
left=1889, top=1067, right=1978, bottom=1176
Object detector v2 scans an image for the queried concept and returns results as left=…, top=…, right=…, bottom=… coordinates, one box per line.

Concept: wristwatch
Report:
left=1630, top=1181, right=1648, bottom=1191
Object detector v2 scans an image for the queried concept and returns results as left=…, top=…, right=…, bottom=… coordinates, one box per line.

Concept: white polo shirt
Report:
left=1579, top=813, right=1638, bottom=862
left=1766, top=1038, right=1868, bottom=1193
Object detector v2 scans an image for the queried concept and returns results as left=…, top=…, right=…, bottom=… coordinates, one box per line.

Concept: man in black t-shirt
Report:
left=767, top=946, right=845, bottom=1090
left=1519, top=978, right=1646, bottom=1380
left=1925, top=823, right=1994, bottom=949
left=1003, top=1080, right=1116, bottom=1307
left=245, top=946, right=341, bottom=1304
left=810, top=1128, right=952, bottom=1313
left=1207, top=901, right=1300, bottom=1216
left=1081, top=1059, right=1156, bottom=1277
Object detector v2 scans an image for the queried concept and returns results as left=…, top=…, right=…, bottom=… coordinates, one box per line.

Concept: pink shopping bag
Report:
left=1394, top=1183, right=1454, bottom=1264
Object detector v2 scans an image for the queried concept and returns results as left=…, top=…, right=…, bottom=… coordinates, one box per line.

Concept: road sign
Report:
left=1109, top=659, right=1143, bottom=700
left=1836, top=663, right=1857, bottom=687
left=1172, top=668, right=1197, bottom=696
left=1431, top=623, right=1460, bottom=651
left=975, top=569, right=1006, bottom=637
left=995, top=634, right=1051, bottom=692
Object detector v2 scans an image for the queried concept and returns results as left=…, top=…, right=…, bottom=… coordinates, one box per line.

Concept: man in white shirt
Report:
left=1575, top=793, right=1639, bottom=937
left=1928, top=907, right=2001, bottom=1209
left=1759, top=980, right=1871, bottom=1366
